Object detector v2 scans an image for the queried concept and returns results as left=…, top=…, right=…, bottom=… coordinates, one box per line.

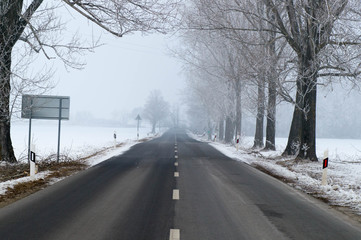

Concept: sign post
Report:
left=22, top=95, right=70, bottom=163
left=56, top=98, right=63, bottom=162
left=322, top=149, right=329, bottom=186
left=27, top=98, right=33, bottom=165
left=135, top=114, right=142, bottom=140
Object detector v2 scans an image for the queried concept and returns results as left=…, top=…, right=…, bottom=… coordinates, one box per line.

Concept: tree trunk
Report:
left=297, top=83, right=317, bottom=161
left=207, top=119, right=212, bottom=140
left=235, top=80, right=242, bottom=141
left=283, top=58, right=307, bottom=157
left=264, top=20, right=276, bottom=151
left=0, top=46, right=16, bottom=163
left=218, top=118, right=224, bottom=141
left=253, top=78, right=265, bottom=149
left=296, top=57, right=318, bottom=161
left=264, top=76, right=276, bottom=150
left=0, top=1, right=31, bottom=163
left=224, top=116, right=234, bottom=143
left=294, top=7, right=319, bottom=161
left=282, top=93, right=303, bottom=156
left=283, top=53, right=318, bottom=161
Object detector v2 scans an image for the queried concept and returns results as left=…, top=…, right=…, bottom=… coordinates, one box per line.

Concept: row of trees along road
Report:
left=0, top=0, right=180, bottom=163
left=177, top=0, right=361, bottom=161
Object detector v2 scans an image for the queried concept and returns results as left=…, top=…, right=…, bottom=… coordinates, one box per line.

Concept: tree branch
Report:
left=62, top=0, right=123, bottom=37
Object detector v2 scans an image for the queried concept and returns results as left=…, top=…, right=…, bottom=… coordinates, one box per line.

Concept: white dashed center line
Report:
left=171, top=136, right=180, bottom=240
left=173, top=189, right=180, bottom=200
left=169, top=229, right=180, bottom=240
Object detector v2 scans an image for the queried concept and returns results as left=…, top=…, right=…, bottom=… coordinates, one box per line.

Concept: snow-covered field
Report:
left=195, top=135, right=361, bottom=216
left=10, top=121, right=154, bottom=162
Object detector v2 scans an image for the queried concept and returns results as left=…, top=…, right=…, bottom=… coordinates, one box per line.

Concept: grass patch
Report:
left=0, top=179, right=47, bottom=207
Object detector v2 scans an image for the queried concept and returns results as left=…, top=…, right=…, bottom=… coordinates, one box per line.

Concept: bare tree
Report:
left=180, top=1, right=269, bottom=143
left=176, top=28, right=248, bottom=143
left=0, top=0, right=179, bottom=162
left=143, top=90, right=169, bottom=133
left=183, top=66, right=230, bottom=140
left=181, top=0, right=290, bottom=150
left=257, top=0, right=361, bottom=160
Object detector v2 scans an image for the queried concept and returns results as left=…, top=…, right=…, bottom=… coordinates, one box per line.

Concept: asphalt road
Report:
left=0, top=129, right=360, bottom=240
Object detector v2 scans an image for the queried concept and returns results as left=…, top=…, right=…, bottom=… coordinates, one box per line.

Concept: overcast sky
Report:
left=49, top=30, right=185, bottom=120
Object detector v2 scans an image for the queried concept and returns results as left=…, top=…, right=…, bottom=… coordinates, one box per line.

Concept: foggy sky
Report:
left=49, top=32, right=184, bottom=120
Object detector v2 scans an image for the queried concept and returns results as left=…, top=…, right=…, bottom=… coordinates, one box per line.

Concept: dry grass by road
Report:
left=0, top=160, right=87, bottom=208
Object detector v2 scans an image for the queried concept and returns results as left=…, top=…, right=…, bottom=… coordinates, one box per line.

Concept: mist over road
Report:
left=0, top=129, right=360, bottom=239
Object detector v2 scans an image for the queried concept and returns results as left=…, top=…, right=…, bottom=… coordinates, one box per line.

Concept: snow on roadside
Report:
left=191, top=133, right=361, bottom=215
left=85, top=139, right=142, bottom=167
left=0, top=171, right=51, bottom=195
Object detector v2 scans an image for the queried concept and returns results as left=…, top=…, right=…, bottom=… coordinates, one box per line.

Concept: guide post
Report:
left=113, top=131, right=117, bottom=149
left=30, top=145, right=36, bottom=177
left=136, top=114, right=142, bottom=140
left=236, top=135, right=240, bottom=151
left=322, top=150, right=329, bottom=186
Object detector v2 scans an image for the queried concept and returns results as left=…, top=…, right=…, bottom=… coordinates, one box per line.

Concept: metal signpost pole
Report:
left=27, top=99, right=33, bottom=164
left=57, top=99, right=63, bottom=163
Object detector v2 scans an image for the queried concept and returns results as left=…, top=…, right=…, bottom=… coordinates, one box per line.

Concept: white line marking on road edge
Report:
left=174, top=172, right=179, bottom=177
left=175, top=150, right=178, bottom=153
left=175, top=155, right=178, bottom=159
left=173, top=189, right=180, bottom=200
left=174, top=162, right=178, bottom=166
left=169, top=229, right=180, bottom=240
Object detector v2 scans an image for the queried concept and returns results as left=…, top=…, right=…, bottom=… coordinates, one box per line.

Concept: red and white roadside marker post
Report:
left=236, top=135, right=240, bottom=151
left=322, top=149, right=329, bottom=186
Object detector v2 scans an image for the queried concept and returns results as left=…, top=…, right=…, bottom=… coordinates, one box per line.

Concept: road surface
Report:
left=0, top=129, right=360, bottom=239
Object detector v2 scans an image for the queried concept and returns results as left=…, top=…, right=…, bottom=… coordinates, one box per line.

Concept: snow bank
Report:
left=193, top=134, right=361, bottom=215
